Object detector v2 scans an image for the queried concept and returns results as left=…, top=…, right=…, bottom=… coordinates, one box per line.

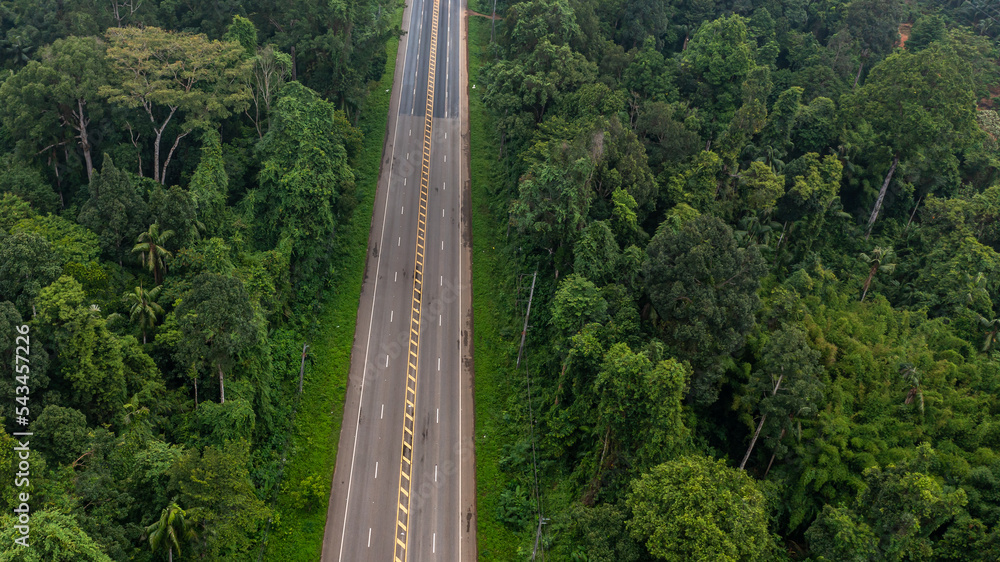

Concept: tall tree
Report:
left=844, top=0, right=903, bottom=86
left=738, top=325, right=824, bottom=471
left=35, top=276, right=129, bottom=423
left=167, top=439, right=270, bottom=558
left=0, top=231, right=62, bottom=316
left=100, top=26, right=251, bottom=184
left=37, top=36, right=109, bottom=181
left=175, top=272, right=261, bottom=404
left=187, top=130, right=229, bottom=236
left=627, top=455, right=776, bottom=561
left=679, top=14, right=759, bottom=141
left=255, top=81, right=359, bottom=246
left=145, top=502, right=195, bottom=562
left=245, top=45, right=292, bottom=138
left=644, top=214, right=767, bottom=405
left=132, top=222, right=174, bottom=285
left=847, top=44, right=979, bottom=237
left=859, top=246, right=896, bottom=302
left=124, top=284, right=163, bottom=344
left=148, top=184, right=201, bottom=250
left=78, top=156, right=149, bottom=265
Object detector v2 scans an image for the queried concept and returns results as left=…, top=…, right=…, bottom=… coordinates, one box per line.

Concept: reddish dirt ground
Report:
left=897, top=22, right=912, bottom=48
left=466, top=8, right=500, bottom=19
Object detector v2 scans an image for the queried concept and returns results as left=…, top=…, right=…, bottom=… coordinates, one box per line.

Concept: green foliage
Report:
left=12, top=213, right=99, bottom=265
left=0, top=156, right=59, bottom=213
left=644, top=214, right=766, bottom=404
left=123, top=284, right=164, bottom=344
left=35, top=276, right=129, bottom=423
left=175, top=272, right=262, bottom=404
left=148, top=184, right=201, bottom=250
left=0, top=193, right=33, bottom=231
left=596, top=344, right=691, bottom=475
left=782, top=153, right=842, bottom=217
left=30, top=405, right=90, bottom=466
left=626, top=455, right=776, bottom=561
left=552, top=502, right=646, bottom=562
left=740, top=324, right=825, bottom=468
left=573, top=221, right=621, bottom=286
left=907, top=15, right=946, bottom=53
left=145, top=502, right=197, bottom=561
left=78, top=156, right=149, bottom=264
left=471, top=0, right=1000, bottom=557
left=662, top=150, right=723, bottom=212
left=844, top=0, right=904, bottom=60
left=849, top=43, right=978, bottom=162
left=167, top=439, right=270, bottom=558
left=807, top=445, right=968, bottom=561
left=0, top=230, right=62, bottom=315
left=101, top=26, right=252, bottom=183
left=286, top=474, right=328, bottom=513
left=0, top=2, right=400, bottom=560
left=188, top=129, right=229, bottom=236
left=739, top=161, right=784, bottom=215
left=186, top=399, right=256, bottom=448
left=551, top=274, right=608, bottom=337
left=510, top=144, right=594, bottom=254
left=254, top=81, right=359, bottom=257
left=680, top=15, right=759, bottom=139
left=0, top=510, right=112, bottom=561
left=224, top=15, right=258, bottom=56
left=0, top=426, right=19, bottom=513
left=132, top=222, right=174, bottom=285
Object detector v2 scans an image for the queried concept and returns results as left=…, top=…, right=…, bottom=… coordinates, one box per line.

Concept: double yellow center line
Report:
left=394, top=0, right=439, bottom=558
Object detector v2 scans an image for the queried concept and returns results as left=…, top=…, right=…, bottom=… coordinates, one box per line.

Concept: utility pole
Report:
left=298, top=344, right=309, bottom=394
left=491, top=0, right=497, bottom=43
left=531, top=516, right=549, bottom=561
left=516, top=270, right=537, bottom=368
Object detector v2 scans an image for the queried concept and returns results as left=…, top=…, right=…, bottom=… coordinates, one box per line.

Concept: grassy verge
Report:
left=263, top=9, right=402, bottom=560
left=467, top=13, right=526, bottom=560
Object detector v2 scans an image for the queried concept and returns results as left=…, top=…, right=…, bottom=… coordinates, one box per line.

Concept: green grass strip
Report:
left=263, top=9, right=402, bottom=560
left=467, top=14, right=525, bottom=560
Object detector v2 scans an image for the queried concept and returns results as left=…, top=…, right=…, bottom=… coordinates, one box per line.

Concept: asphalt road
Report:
left=321, top=0, right=476, bottom=558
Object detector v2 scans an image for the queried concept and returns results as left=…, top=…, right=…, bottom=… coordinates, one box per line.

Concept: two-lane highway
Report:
left=321, top=0, right=475, bottom=558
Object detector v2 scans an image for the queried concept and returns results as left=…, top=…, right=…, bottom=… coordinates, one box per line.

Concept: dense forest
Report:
left=474, top=0, right=1000, bottom=559
left=0, top=0, right=398, bottom=559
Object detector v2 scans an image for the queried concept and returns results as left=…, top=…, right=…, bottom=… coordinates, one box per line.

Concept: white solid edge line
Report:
left=458, top=0, right=464, bottom=555
left=337, top=0, right=410, bottom=555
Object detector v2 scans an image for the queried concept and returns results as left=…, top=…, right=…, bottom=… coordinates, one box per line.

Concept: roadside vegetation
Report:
left=471, top=0, right=1000, bottom=559
left=0, top=1, right=402, bottom=559
left=263, top=7, right=403, bottom=559
left=468, top=10, right=527, bottom=559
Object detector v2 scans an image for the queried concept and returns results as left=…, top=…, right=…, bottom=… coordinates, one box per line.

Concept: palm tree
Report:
left=899, top=362, right=924, bottom=414
left=124, top=284, right=164, bottom=344
left=133, top=222, right=174, bottom=284
left=145, top=502, right=195, bottom=562
left=860, top=246, right=896, bottom=302
left=981, top=315, right=1000, bottom=353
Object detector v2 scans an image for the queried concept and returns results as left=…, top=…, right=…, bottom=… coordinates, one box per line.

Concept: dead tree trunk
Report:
left=865, top=154, right=899, bottom=240
left=861, top=265, right=878, bottom=302
left=739, top=372, right=784, bottom=470
left=218, top=363, right=226, bottom=404
left=75, top=98, right=94, bottom=181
